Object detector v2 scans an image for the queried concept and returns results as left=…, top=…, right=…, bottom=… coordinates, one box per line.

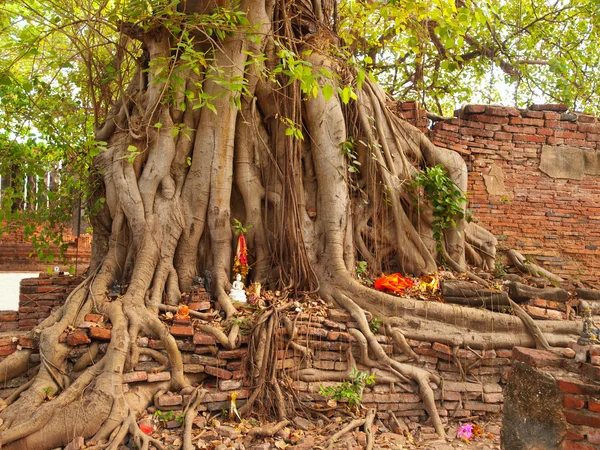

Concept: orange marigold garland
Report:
left=233, top=233, right=249, bottom=278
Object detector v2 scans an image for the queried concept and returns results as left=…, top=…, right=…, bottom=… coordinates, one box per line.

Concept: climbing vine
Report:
left=412, top=164, right=468, bottom=255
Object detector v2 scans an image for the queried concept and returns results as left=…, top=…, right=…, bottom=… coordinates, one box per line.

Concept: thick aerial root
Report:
left=182, top=387, right=207, bottom=450
left=364, top=408, right=376, bottom=450
left=507, top=249, right=563, bottom=282
left=102, top=412, right=164, bottom=450
left=386, top=325, right=419, bottom=361
left=139, top=347, right=170, bottom=372
left=330, top=289, right=446, bottom=439
left=246, top=419, right=289, bottom=441
left=508, top=298, right=551, bottom=351
left=324, top=417, right=366, bottom=450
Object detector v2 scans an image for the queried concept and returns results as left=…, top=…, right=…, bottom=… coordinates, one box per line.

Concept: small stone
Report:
left=193, top=416, right=207, bottom=428
left=165, top=420, right=181, bottom=429
left=292, top=416, right=314, bottom=431
left=250, top=444, right=270, bottom=450
left=216, top=425, right=240, bottom=439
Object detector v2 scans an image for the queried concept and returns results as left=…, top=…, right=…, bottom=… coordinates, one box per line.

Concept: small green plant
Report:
left=412, top=165, right=468, bottom=256
left=43, top=386, right=53, bottom=398
left=232, top=218, right=252, bottom=235
left=369, top=317, right=382, bottom=333
left=499, top=194, right=511, bottom=204
left=494, top=260, right=507, bottom=277
left=319, top=369, right=375, bottom=409
left=154, top=409, right=175, bottom=423
left=356, top=260, right=373, bottom=285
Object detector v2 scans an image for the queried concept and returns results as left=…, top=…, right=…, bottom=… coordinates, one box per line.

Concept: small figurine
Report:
left=192, top=276, right=204, bottom=288
left=229, top=273, right=247, bottom=303
left=579, top=306, right=600, bottom=345
left=203, top=270, right=213, bottom=296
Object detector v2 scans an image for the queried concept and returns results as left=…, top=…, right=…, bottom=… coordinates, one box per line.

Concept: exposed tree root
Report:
left=507, top=249, right=563, bottom=282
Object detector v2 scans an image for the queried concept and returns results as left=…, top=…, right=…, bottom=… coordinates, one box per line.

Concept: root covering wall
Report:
left=399, top=102, right=600, bottom=284
left=0, top=279, right=510, bottom=424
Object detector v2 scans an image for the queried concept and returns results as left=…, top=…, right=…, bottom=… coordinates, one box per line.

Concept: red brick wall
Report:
left=0, top=274, right=83, bottom=333
left=400, top=101, right=600, bottom=284
left=0, top=225, right=91, bottom=272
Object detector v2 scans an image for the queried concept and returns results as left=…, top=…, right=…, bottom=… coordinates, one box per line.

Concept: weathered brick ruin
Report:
left=0, top=226, right=91, bottom=272
left=0, top=274, right=82, bottom=334
left=1, top=273, right=596, bottom=445
left=398, top=102, right=600, bottom=284
left=503, top=344, right=600, bottom=450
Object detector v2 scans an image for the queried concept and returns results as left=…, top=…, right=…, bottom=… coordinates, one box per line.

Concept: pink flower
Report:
left=457, top=423, right=474, bottom=440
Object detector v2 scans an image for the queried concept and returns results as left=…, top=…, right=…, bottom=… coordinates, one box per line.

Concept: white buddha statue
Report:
left=229, top=273, right=247, bottom=303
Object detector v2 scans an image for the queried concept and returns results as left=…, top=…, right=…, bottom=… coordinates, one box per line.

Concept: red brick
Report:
left=588, top=429, right=600, bottom=444
left=562, top=440, right=596, bottom=450
left=509, top=117, right=545, bottom=127
left=66, top=330, right=91, bottom=346
left=555, top=130, right=586, bottom=139
left=89, top=327, right=111, bottom=341
left=122, top=371, right=148, bottom=383
left=191, top=291, right=211, bottom=302
left=0, top=312, right=18, bottom=321
left=558, top=379, right=600, bottom=396
left=463, top=105, right=486, bottom=114
left=564, top=409, right=600, bottom=428
left=147, top=372, right=171, bottom=382
left=84, top=313, right=106, bottom=323
left=564, top=395, right=586, bottom=410
left=158, top=394, right=183, bottom=406
left=530, top=104, right=568, bottom=112
left=205, top=365, right=233, bottom=379
left=582, top=363, right=600, bottom=381
left=188, top=301, right=211, bottom=311
left=18, top=336, right=38, bottom=349
left=589, top=401, right=600, bottom=412
left=578, top=122, right=600, bottom=133
left=486, top=106, right=520, bottom=116
left=0, top=344, right=17, bottom=356
left=565, top=430, right=585, bottom=441
left=513, top=134, right=546, bottom=143
left=193, top=332, right=216, bottom=345
left=512, top=346, right=563, bottom=368
left=432, top=342, right=453, bottom=356
left=468, top=114, right=509, bottom=124
left=217, top=348, right=248, bottom=359
left=170, top=325, right=194, bottom=337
